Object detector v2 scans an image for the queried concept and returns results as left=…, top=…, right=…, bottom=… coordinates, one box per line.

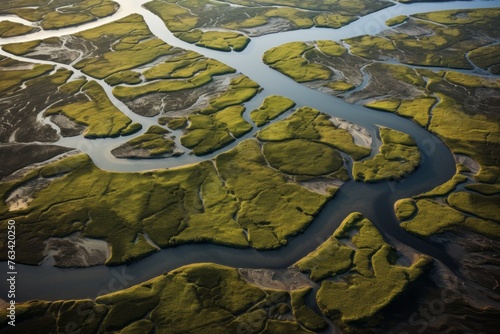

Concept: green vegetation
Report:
left=296, top=212, right=429, bottom=329
left=386, top=15, right=408, bottom=27
left=3, top=15, right=240, bottom=110
left=145, top=0, right=391, bottom=51
left=295, top=234, right=353, bottom=281
left=200, top=75, right=261, bottom=114
left=178, top=75, right=263, bottom=154
left=250, top=95, right=295, bottom=126
left=395, top=198, right=417, bottom=221
left=346, top=8, right=500, bottom=69
left=448, top=192, right=500, bottom=223
left=257, top=106, right=371, bottom=161
left=0, top=0, right=119, bottom=30
left=181, top=105, right=252, bottom=155
left=166, top=117, right=188, bottom=130
left=416, top=166, right=467, bottom=198
left=45, top=80, right=133, bottom=138
left=397, top=157, right=500, bottom=239
left=326, top=81, right=355, bottom=92
left=263, top=42, right=331, bottom=82
left=316, top=41, right=346, bottom=57
left=290, top=288, right=327, bottom=331
left=465, top=183, right=500, bottom=196
left=0, top=62, right=54, bottom=93
left=121, top=122, right=143, bottom=136
left=0, top=263, right=314, bottom=334
left=353, top=128, right=420, bottom=182
left=112, top=126, right=176, bottom=158
left=215, top=139, right=332, bottom=248
left=263, top=140, right=344, bottom=177
left=104, top=70, right=143, bottom=86
left=0, top=20, right=38, bottom=37
left=195, top=30, right=250, bottom=52
left=2, top=14, right=251, bottom=121
left=468, top=44, right=500, bottom=74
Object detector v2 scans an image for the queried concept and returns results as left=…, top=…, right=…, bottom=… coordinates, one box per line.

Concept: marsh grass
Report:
left=0, top=21, right=38, bottom=37
left=250, top=95, right=295, bottom=127
left=257, top=107, right=370, bottom=161
left=45, top=81, right=133, bottom=138
left=353, top=128, right=420, bottom=182
left=296, top=212, right=430, bottom=327
left=0, top=263, right=314, bottom=333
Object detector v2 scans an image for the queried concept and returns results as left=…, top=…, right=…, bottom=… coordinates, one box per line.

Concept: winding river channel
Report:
left=1, top=0, right=499, bottom=302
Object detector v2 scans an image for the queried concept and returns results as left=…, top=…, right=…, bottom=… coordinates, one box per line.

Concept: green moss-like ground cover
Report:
left=0, top=0, right=119, bottom=30
left=215, top=140, right=331, bottom=248
left=296, top=212, right=430, bottom=328
left=397, top=165, right=500, bottom=239
left=0, top=61, right=54, bottom=93
left=263, top=41, right=332, bottom=82
left=177, top=75, right=263, bottom=155
left=200, top=74, right=261, bottom=114
left=250, top=95, right=296, bottom=126
left=0, top=20, right=38, bottom=37
left=113, top=125, right=176, bottom=158
left=257, top=106, right=370, bottom=161
left=468, top=44, right=500, bottom=74
left=263, top=139, right=344, bottom=177
left=0, top=263, right=313, bottom=334
left=45, top=80, right=133, bottom=138
left=353, top=128, right=420, bottom=182
left=386, top=15, right=408, bottom=27
left=180, top=105, right=252, bottom=155
left=290, top=287, right=327, bottom=331
left=145, top=0, right=391, bottom=51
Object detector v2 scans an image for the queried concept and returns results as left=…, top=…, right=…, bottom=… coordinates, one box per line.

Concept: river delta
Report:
left=0, top=0, right=499, bottom=333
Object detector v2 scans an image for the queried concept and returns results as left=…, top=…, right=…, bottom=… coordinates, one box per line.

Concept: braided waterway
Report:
left=1, top=0, right=499, bottom=302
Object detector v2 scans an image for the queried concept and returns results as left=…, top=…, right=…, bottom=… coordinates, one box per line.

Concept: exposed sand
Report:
left=239, top=267, right=313, bottom=291
left=454, top=154, right=480, bottom=175
left=299, top=178, right=344, bottom=195
left=6, top=177, right=52, bottom=211
left=43, top=233, right=110, bottom=267
left=240, top=18, right=293, bottom=37
left=330, top=116, right=372, bottom=148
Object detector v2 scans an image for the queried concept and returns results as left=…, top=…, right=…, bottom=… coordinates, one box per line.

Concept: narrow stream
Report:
left=0, top=0, right=498, bottom=302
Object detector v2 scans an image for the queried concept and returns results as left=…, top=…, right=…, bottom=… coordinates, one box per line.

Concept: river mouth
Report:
left=0, top=0, right=499, bottom=303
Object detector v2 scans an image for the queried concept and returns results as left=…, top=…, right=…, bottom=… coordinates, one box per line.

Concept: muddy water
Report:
left=0, top=0, right=498, bottom=301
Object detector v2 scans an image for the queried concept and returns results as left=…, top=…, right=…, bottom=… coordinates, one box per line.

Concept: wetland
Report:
left=0, top=0, right=499, bottom=333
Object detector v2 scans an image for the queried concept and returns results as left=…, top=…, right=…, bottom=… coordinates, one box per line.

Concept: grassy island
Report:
left=296, top=212, right=430, bottom=331
left=352, top=128, right=420, bottom=182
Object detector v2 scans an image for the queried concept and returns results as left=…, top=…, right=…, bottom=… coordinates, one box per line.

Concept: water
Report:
left=0, top=0, right=498, bottom=301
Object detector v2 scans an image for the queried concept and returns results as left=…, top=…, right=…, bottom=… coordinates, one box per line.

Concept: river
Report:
left=0, top=0, right=498, bottom=302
